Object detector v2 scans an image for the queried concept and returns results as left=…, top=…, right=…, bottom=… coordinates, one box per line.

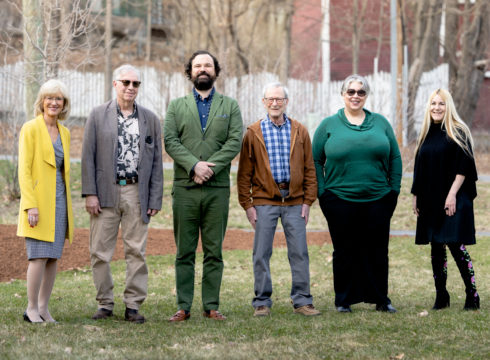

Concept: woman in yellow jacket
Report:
left=17, top=79, right=73, bottom=323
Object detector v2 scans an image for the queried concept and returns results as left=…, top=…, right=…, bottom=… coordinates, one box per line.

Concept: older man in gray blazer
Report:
left=82, top=64, right=163, bottom=324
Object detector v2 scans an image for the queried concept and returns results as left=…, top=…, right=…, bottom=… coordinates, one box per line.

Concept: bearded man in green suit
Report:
left=165, top=50, right=243, bottom=322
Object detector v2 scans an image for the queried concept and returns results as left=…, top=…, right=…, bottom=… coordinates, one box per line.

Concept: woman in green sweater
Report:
left=312, top=74, right=402, bottom=313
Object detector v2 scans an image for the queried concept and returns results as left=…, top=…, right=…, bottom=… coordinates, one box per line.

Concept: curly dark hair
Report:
left=184, top=50, right=221, bottom=79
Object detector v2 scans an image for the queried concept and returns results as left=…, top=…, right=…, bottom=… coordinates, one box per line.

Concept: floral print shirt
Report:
left=116, top=103, right=139, bottom=179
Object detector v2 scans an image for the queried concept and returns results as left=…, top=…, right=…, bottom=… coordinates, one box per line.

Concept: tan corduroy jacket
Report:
left=237, top=117, right=317, bottom=210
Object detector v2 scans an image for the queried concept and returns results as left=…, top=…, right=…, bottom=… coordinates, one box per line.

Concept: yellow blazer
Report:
left=17, top=115, right=74, bottom=243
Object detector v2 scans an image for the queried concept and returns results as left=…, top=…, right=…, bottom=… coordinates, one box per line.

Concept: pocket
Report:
left=211, top=118, right=229, bottom=142
left=385, top=190, right=398, bottom=216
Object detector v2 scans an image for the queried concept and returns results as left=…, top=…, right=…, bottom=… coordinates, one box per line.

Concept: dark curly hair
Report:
left=184, top=50, right=221, bottom=79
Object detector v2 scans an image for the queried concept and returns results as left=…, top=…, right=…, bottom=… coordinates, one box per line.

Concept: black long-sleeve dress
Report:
left=411, top=123, right=477, bottom=245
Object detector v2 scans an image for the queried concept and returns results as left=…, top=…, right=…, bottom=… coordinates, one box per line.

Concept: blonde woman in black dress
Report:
left=411, top=89, right=479, bottom=310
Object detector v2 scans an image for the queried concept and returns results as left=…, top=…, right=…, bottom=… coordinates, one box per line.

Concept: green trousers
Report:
left=172, top=185, right=230, bottom=311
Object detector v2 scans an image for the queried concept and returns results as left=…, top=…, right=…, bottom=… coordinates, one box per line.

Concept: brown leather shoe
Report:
left=92, top=308, right=113, bottom=320
left=203, top=310, right=226, bottom=320
left=125, top=308, right=145, bottom=324
left=293, top=304, right=321, bottom=316
left=253, top=305, right=271, bottom=317
left=169, top=310, right=190, bottom=322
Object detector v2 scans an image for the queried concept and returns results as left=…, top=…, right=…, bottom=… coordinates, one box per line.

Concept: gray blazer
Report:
left=81, top=100, right=163, bottom=223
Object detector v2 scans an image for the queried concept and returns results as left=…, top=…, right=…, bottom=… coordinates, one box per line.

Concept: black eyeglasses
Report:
left=117, top=80, right=141, bottom=88
left=345, top=89, right=367, bottom=97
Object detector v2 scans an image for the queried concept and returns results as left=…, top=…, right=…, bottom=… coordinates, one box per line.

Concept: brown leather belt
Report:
left=277, top=182, right=289, bottom=190
left=117, top=176, right=138, bottom=185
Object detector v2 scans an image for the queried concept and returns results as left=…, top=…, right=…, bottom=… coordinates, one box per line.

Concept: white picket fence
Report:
left=0, top=62, right=448, bottom=134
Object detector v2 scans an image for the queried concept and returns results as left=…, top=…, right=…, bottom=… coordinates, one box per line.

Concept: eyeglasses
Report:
left=264, top=97, right=286, bottom=105
left=345, top=89, right=367, bottom=97
left=45, top=96, right=64, bottom=102
left=117, top=80, right=141, bottom=88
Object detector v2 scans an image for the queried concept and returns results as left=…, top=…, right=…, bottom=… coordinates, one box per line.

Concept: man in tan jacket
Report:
left=237, top=82, right=319, bottom=317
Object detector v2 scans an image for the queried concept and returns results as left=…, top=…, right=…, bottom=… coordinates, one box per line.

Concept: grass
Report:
left=1, top=160, right=489, bottom=359
left=1, top=161, right=489, bottom=231
left=0, top=237, right=489, bottom=359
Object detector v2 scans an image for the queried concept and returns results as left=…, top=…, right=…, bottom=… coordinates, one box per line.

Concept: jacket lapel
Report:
left=107, top=100, right=119, bottom=162
left=136, top=103, right=147, bottom=165
left=253, top=120, right=274, bottom=180
left=184, top=93, right=200, bottom=128
left=289, top=118, right=298, bottom=156
left=58, top=123, right=70, bottom=172
left=204, top=92, right=222, bottom=135
left=36, top=115, right=56, bottom=168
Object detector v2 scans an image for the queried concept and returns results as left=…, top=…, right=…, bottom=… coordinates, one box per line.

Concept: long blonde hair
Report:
left=415, top=88, right=474, bottom=157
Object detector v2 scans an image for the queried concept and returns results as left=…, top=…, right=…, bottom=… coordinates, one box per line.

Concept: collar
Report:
left=193, top=87, right=215, bottom=102
left=266, top=113, right=289, bottom=128
left=116, top=101, right=137, bottom=118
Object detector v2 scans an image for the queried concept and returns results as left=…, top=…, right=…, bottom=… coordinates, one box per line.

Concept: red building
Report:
left=290, top=0, right=489, bottom=130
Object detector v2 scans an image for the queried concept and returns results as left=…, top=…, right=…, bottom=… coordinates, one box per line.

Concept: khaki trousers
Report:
left=89, top=184, right=148, bottom=310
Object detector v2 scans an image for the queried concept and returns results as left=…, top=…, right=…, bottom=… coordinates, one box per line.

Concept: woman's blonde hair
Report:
left=33, top=79, right=71, bottom=120
left=415, top=88, right=474, bottom=157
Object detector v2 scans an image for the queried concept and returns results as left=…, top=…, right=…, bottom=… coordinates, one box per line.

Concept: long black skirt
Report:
left=319, top=190, right=397, bottom=307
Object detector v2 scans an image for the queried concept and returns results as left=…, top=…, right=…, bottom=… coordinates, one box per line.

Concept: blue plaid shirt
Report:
left=193, top=87, right=215, bottom=131
left=261, top=114, right=291, bottom=184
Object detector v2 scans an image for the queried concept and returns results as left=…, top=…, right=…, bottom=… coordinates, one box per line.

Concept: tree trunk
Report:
left=104, top=0, right=112, bottom=102
left=406, top=0, right=443, bottom=142
left=451, top=0, right=489, bottom=127
left=278, top=0, right=294, bottom=83
left=146, top=0, right=151, bottom=61
left=23, top=0, right=44, bottom=120
left=444, top=0, right=459, bottom=89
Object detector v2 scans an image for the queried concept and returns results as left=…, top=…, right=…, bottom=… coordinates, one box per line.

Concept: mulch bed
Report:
left=0, top=225, right=331, bottom=282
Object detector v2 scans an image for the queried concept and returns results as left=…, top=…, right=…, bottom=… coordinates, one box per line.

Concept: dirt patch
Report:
left=0, top=225, right=332, bottom=282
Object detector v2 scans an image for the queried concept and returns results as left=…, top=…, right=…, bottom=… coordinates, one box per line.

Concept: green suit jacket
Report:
left=164, top=90, right=243, bottom=188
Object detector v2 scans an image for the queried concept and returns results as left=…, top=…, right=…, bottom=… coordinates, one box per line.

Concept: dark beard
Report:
left=193, top=73, right=215, bottom=90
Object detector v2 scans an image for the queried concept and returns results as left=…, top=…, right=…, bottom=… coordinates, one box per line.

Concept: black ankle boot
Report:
left=432, top=290, right=450, bottom=310
left=463, top=290, right=480, bottom=310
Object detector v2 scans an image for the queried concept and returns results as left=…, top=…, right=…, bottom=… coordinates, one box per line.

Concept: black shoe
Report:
left=336, top=306, right=352, bottom=313
left=125, top=308, right=145, bottom=324
left=23, top=312, right=43, bottom=323
left=23, top=312, right=32, bottom=323
left=376, top=303, right=397, bottom=313
left=432, top=290, right=450, bottom=310
left=39, top=315, right=59, bottom=324
left=92, top=308, right=113, bottom=320
left=463, top=291, right=480, bottom=310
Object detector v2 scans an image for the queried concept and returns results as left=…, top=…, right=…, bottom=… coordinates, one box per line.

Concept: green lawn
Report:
left=1, top=160, right=489, bottom=359
left=1, top=237, right=489, bottom=359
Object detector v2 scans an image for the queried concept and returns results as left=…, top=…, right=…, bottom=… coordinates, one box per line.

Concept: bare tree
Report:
left=406, top=0, right=443, bottom=142
left=0, top=0, right=101, bottom=198
left=405, top=0, right=489, bottom=138
left=145, top=0, right=151, bottom=61
left=446, top=0, right=489, bottom=127
left=104, top=0, right=112, bottom=101
left=22, top=0, right=43, bottom=119
left=352, top=0, right=369, bottom=74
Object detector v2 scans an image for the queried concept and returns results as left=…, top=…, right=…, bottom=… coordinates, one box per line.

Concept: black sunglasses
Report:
left=117, top=80, right=141, bottom=88
left=345, top=89, right=367, bottom=97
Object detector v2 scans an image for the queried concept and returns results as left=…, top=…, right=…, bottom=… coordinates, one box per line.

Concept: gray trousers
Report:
left=252, top=203, right=313, bottom=308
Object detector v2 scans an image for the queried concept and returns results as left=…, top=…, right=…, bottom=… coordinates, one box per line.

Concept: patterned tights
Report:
left=431, top=243, right=478, bottom=295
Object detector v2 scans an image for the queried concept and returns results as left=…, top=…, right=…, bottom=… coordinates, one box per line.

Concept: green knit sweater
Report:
left=312, top=108, right=402, bottom=202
